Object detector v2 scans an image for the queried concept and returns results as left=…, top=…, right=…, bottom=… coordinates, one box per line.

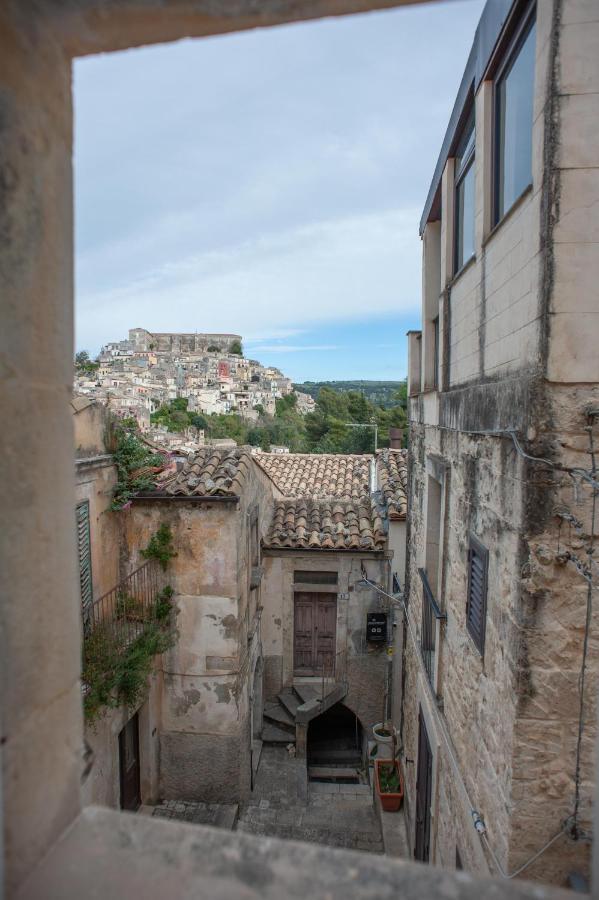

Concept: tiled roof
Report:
left=161, top=447, right=251, bottom=497
left=264, top=497, right=387, bottom=551
left=254, top=453, right=370, bottom=500
left=376, top=449, right=408, bottom=520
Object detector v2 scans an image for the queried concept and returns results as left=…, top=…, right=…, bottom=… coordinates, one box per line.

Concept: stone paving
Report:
left=151, top=799, right=238, bottom=830
left=236, top=746, right=384, bottom=853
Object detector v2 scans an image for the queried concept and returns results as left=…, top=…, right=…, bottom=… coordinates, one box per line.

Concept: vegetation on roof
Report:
left=107, top=419, right=165, bottom=509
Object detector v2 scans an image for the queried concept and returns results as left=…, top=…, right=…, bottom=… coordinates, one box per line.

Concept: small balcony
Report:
left=418, top=568, right=446, bottom=691
left=82, top=561, right=174, bottom=721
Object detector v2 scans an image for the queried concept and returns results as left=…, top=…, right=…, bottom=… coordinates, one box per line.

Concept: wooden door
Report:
left=293, top=593, right=336, bottom=675
left=119, top=713, right=141, bottom=811
left=414, top=707, right=433, bottom=862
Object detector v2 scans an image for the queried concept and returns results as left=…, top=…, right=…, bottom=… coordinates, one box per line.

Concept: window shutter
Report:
left=76, top=501, right=93, bottom=619
left=466, top=536, right=488, bottom=654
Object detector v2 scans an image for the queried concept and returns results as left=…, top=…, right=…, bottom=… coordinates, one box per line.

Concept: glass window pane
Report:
left=455, top=161, right=475, bottom=271
left=497, top=22, right=536, bottom=219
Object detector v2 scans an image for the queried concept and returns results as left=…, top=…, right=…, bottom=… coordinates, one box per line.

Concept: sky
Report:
left=74, top=0, right=484, bottom=382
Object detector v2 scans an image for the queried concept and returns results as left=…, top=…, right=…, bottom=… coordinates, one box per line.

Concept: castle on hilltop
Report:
left=129, top=327, right=241, bottom=354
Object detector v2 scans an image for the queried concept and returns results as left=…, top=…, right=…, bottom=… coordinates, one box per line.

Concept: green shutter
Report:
left=76, top=501, right=93, bottom=618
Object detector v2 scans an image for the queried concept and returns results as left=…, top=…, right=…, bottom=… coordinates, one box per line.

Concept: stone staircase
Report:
left=262, top=682, right=348, bottom=747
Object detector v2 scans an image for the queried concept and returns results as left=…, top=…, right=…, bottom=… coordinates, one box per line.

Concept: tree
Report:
left=207, top=344, right=220, bottom=353
left=75, top=350, right=90, bottom=367
left=229, top=339, right=243, bottom=356
left=190, top=414, right=208, bottom=431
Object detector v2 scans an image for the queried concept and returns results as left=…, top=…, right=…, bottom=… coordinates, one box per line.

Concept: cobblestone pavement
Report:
left=151, top=799, right=238, bottom=829
left=236, top=747, right=384, bottom=853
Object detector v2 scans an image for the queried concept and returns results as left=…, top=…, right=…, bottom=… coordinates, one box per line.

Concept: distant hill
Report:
left=294, top=380, right=406, bottom=409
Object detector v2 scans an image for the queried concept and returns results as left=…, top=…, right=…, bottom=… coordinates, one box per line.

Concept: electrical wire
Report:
left=481, top=830, right=565, bottom=880
left=360, top=576, right=570, bottom=879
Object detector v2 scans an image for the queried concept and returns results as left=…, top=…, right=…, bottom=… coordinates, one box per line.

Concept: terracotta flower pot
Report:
left=375, top=759, right=404, bottom=812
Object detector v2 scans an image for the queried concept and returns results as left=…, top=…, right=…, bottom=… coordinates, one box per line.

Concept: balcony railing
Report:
left=418, top=568, right=446, bottom=689
left=82, top=560, right=174, bottom=721
left=85, top=560, right=164, bottom=644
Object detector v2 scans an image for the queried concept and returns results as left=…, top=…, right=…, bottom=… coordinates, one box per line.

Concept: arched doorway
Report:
left=307, top=702, right=364, bottom=782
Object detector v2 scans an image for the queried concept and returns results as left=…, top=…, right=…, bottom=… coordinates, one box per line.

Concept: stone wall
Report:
left=400, top=0, right=599, bottom=887
left=82, top=671, right=162, bottom=809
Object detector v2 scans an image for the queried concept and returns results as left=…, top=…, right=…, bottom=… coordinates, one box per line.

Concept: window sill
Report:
left=483, top=182, right=533, bottom=249
left=447, top=253, right=476, bottom=290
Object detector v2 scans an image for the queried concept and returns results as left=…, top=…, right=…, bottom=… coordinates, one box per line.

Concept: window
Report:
left=454, top=110, right=475, bottom=272
left=494, top=15, right=536, bottom=222
left=76, top=500, right=93, bottom=620
left=466, top=535, right=489, bottom=654
left=293, top=570, right=338, bottom=585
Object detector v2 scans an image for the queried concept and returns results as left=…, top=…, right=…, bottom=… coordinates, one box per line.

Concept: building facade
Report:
left=401, top=0, right=599, bottom=888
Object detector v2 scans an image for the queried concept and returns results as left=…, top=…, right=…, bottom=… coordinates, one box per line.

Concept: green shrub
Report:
left=141, top=524, right=177, bottom=571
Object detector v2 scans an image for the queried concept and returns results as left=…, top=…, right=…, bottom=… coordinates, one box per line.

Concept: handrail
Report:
left=85, top=560, right=164, bottom=646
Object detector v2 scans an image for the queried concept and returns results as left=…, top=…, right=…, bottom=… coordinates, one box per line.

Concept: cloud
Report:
left=247, top=344, right=340, bottom=353
left=74, top=0, right=486, bottom=360
left=76, top=207, right=421, bottom=352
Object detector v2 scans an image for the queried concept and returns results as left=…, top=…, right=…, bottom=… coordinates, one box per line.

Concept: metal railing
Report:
left=418, top=568, right=446, bottom=688
left=84, top=560, right=164, bottom=650
left=319, top=648, right=349, bottom=701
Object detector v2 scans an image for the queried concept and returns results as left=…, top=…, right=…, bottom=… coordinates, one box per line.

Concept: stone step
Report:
left=308, top=750, right=362, bottom=766
left=263, top=702, right=296, bottom=730
left=262, top=722, right=296, bottom=745
left=308, top=766, right=362, bottom=781
left=293, top=683, right=322, bottom=705
left=277, top=688, right=301, bottom=719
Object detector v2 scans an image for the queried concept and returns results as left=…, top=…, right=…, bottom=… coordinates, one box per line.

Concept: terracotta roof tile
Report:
left=161, top=447, right=251, bottom=497
left=264, top=497, right=387, bottom=552
left=376, top=449, right=408, bottom=520
left=253, top=453, right=370, bottom=500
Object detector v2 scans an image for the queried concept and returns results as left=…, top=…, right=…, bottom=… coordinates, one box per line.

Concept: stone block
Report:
left=559, top=20, right=599, bottom=94
left=559, top=93, right=599, bottom=169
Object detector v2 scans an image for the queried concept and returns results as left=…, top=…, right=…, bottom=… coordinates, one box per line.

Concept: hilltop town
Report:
left=75, top=327, right=316, bottom=447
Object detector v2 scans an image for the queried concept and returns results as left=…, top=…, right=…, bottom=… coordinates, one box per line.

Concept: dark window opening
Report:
left=494, top=14, right=536, bottom=223
left=456, top=847, right=463, bottom=870
left=454, top=109, right=475, bottom=273
left=466, top=535, right=489, bottom=655
left=294, top=570, right=338, bottom=585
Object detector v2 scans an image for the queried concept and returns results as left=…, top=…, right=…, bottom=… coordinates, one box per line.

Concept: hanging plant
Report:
left=83, top=585, right=176, bottom=723
left=141, top=524, right=177, bottom=571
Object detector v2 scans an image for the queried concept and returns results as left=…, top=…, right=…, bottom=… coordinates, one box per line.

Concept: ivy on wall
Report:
left=83, top=586, right=175, bottom=724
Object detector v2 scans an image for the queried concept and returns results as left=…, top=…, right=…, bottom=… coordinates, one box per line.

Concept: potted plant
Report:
left=375, top=758, right=404, bottom=812
left=374, top=724, right=404, bottom=811
left=372, top=722, right=394, bottom=759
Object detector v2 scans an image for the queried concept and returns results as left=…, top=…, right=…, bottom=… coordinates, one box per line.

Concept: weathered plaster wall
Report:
left=126, top=466, right=273, bottom=802
left=73, top=401, right=107, bottom=457
left=82, top=671, right=162, bottom=808
left=126, top=501, right=244, bottom=800
left=261, top=551, right=390, bottom=730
